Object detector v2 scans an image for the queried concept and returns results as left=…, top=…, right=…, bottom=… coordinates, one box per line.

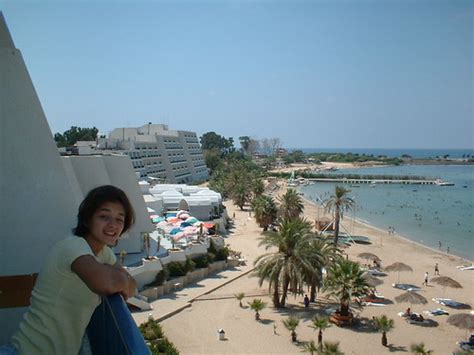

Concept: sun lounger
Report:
left=368, top=269, right=387, bottom=277
left=405, top=317, right=438, bottom=327
left=457, top=335, right=474, bottom=351
left=432, top=298, right=471, bottom=309
left=363, top=302, right=386, bottom=307
left=392, top=283, right=422, bottom=291
left=423, top=308, right=449, bottom=316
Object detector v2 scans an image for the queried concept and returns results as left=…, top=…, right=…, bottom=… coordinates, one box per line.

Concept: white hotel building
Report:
left=97, top=123, right=209, bottom=183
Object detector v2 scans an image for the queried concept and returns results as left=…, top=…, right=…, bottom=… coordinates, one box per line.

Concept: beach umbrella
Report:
left=395, top=291, right=428, bottom=305
left=186, top=217, right=198, bottom=224
left=170, top=227, right=182, bottom=235
left=431, top=276, right=462, bottom=297
left=358, top=252, right=381, bottom=262
left=362, top=274, right=383, bottom=287
left=362, top=272, right=383, bottom=287
left=447, top=313, right=474, bottom=330
left=384, top=262, right=413, bottom=283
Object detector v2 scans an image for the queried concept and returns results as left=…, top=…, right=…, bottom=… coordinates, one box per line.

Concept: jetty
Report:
left=306, top=177, right=453, bottom=186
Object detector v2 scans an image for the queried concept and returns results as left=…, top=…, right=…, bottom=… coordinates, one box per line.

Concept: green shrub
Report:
left=192, top=254, right=209, bottom=268
left=207, top=252, right=216, bottom=264
left=145, top=269, right=169, bottom=287
left=167, top=262, right=187, bottom=277
left=185, top=257, right=196, bottom=272
left=215, top=246, right=230, bottom=261
left=140, top=317, right=179, bottom=355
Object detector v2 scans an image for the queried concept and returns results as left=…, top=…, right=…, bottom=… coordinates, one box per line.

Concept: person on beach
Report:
left=438, top=240, right=442, bottom=250
left=304, top=294, right=310, bottom=308
left=405, top=307, right=411, bottom=316
left=423, top=271, right=429, bottom=285
left=434, top=263, right=440, bottom=276
left=4, top=185, right=137, bottom=355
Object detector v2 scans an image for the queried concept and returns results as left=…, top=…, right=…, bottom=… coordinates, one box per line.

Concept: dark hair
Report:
left=74, top=185, right=135, bottom=237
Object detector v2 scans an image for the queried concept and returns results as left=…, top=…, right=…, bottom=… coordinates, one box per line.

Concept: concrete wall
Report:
left=0, top=13, right=77, bottom=342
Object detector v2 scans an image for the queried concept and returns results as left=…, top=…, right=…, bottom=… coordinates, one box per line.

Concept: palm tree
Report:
left=251, top=175, right=265, bottom=198
left=282, top=315, right=300, bottom=342
left=248, top=299, right=266, bottom=321
left=302, top=340, right=318, bottom=355
left=278, top=188, right=304, bottom=220
left=410, top=343, right=433, bottom=355
left=373, top=315, right=394, bottom=347
left=323, top=259, right=370, bottom=317
left=316, top=342, right=344, bottom=355
left=234, top=292, right=245, bottom=307
left=310, top=316, right=331, bottom=346
left=254, top=218, right=316, bottom=307
left=304, top=238, right=339, bottom=302
left=324, top=186, right=355, bottom=246
left=230, top=180, right=251, bottom=210
left=252, top=195, right=278, bottom=231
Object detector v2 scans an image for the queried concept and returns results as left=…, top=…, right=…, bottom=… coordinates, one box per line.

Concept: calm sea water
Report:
left=299, top=165, right=474, bottom=261
left=292, top=148, right=474, bottom=159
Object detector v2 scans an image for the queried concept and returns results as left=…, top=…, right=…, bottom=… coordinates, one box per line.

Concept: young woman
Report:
left=6, top=185, right=137, bottom=355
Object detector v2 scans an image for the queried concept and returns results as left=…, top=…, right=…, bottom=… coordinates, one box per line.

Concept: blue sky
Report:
left=1, top=0, right=472, bottom=149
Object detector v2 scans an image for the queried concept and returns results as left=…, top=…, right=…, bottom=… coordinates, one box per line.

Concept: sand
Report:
left=151, top=180, right=473, bottom=354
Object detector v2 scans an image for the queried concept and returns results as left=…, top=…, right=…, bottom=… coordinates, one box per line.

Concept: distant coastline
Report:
left=290, top=147, right=474, bottom=159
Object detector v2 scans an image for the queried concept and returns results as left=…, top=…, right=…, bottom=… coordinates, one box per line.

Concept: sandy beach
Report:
left=140, top=179, right=473, bottom=354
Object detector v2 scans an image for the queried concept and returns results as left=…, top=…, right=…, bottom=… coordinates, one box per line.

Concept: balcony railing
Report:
left=87, top=294, right=150, bottom=354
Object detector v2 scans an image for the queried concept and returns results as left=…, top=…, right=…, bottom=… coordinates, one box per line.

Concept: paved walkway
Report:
left=131, top=263, right=254, bottom=325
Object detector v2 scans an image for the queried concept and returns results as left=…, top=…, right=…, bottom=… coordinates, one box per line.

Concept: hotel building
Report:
left=97, top=123, right=209, bottom=183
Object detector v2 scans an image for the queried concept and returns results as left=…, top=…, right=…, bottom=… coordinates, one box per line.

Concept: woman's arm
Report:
left=71, top=255, right=137, bottom=299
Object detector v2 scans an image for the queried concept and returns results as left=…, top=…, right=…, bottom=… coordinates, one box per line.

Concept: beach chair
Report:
left=392, top=283, right=421, bottom=291
left=423, top=308, right=449, bottom=316
left=432, top=298, right=471, bottom=309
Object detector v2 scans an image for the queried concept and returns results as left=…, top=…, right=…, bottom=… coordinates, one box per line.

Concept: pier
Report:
left=305, top=178, right=452, bottom=185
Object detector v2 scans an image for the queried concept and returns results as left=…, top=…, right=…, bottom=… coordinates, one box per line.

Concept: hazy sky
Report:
left=1, top=0, right=472, bottom=149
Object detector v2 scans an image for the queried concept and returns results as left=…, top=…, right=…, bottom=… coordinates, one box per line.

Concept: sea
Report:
left=294, top=149, right=474, bottom=261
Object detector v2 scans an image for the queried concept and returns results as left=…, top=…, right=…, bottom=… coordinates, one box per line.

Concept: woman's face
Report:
left=86, top=201, right=126, bottom=251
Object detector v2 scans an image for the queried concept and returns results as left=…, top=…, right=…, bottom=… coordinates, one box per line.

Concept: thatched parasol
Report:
left=447, top=313, right=474, bottom=330
left=358, top=252, right=381, bottom=262
left=395, top=291, right=428, bottom=305
left=384, top=262, right=413, bottom=283
left=431, top=276, right=462, bottom=292
left=362, top=272, right=383, bottom=287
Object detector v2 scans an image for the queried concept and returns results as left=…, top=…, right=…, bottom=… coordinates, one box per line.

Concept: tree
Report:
left=324, top=186, right=355, bottom=246
left=322, top=259, right=369, bottom=317
left=200, top=131, right=234, bottom=153
left=282, top=315, right=300, bottom=342
left=251, top=195, right=278, bottom=231
left=310, top=316, right=331, bottom=346
left=278, top=188, right=304, bottom=220
left=234, top=292, right=245, bottom=307
left=248, top=299, right=266, bottom=321
left=203, top=148, right=222, bottom=173
left=302, top=340, right=318, bottom=355
left=254, top=218, right=316, bottom=307
left=250, top=175, right=265, bottom=199
left=316, top=342, right=344, bottom=355
left=373, top=315, right=394, bottom=347
left=291, top=150, right=306, bottom=163
left=305, top=238, right=338, bottom=302
left=410, top=343, right=433, bottom=355
left=268, top=137, right=282, bottom=155
left=54, top=126, right=99, bottom=147
left=239, top=136, right=251, bottom=155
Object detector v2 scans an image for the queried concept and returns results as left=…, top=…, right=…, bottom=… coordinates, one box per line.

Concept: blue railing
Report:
left=87, top=294, right=150, bottom=355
